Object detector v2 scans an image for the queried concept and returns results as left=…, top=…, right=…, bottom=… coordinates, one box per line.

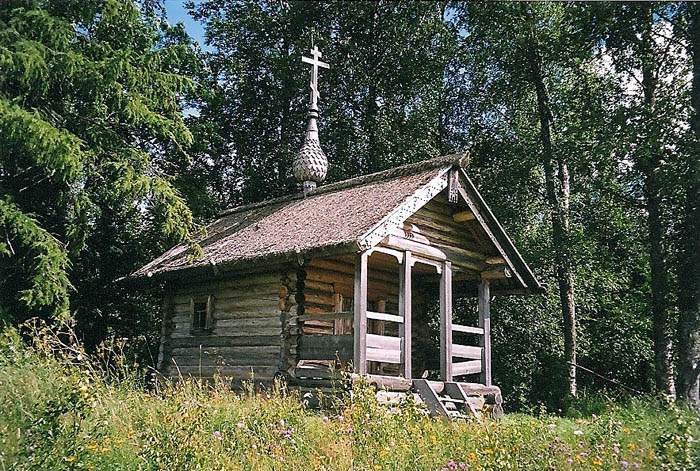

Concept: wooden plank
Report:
left=452, top=210, right=475, bottom=222
left=157, top=290, right=175, bottom=374
left=367, top=333, right=402, bottom=350
left=479, top=280, right=492, bottom=386
left=440, top=261, right=453, bottom=381
left=366, top=311, right=403, bottom=324
left=452, top=344, right=483, bottom=360
left=359, top=171, right=448, bottom=249
left=353, top=252, right=368, bottom=374
left=452, top=360, right=482, bottom=376
left=399, top=250, right=412, bottom=379
left=451, top=324, right=484, bottom=335
left=457, top=179, right=526, bottom=288
left=413, top=379, right=450, bottom=418
left=485, top=256, right=506, bottom=265
left=297, top=334, right=353, bottom=361
left=448, top=168, right=460, bottom=203
left=383, top=235, right=484, bottom=272
left=444, top=382, right=482, bottom=421
left=366, top=347, right=401, bottom=364
left=368, top=246, right=404, bottom=263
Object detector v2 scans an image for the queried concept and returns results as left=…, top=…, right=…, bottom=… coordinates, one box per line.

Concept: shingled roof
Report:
left=133, top=154, right=465, bottom=278
left=132, top=153, right=542, bottom=292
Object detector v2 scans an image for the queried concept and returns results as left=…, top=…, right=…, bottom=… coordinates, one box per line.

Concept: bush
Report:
left=0, top=325, right=698, bottom=470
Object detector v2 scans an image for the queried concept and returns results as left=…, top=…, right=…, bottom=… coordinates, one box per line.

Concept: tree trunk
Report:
left=524, top=7, right=578, bottom=398
left=639, top=5, right=676, bottom=397
left=676, top=2, right=700, bottom=406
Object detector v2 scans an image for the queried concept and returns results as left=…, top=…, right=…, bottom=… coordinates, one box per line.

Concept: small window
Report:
left=191, top=296, right=214, bottom=333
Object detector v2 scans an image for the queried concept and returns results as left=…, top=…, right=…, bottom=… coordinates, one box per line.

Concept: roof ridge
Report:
left=219, top=153, right=468, bottom=217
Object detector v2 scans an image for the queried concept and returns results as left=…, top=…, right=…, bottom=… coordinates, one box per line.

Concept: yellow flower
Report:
left=627, top=442, right=636, bottom=450
left=87, top=441, right=98, bottom=451
left=623, top=427, right=631, bottom=433
left=65, top=455, right=77, bottom=463
left=468, top=452, right=478, bottom=462
left=592, top=457, right=603, bottom=466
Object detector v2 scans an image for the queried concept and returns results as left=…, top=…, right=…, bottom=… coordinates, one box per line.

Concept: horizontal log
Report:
left=350, top=374, right=413, bottom=391
left=171, top=326, right=281, bottom=338
left=481, top=267, right=511, bottom=280
left=366, top=311, right=403, bottom=323
left=297, top=311, right=354, bottom=322
left=452, top=324, right=484, bottom=335
left=366, top=333, right=402, bottom=350
left=292, top=366, right=344, bottom=380
left=366, top=347, right=401, bottom=364
left=452, top=360, right=482, bottom=377
left=172, top=345, right=279, bottom=357
left=169, top=335, right=280, bottom=349
left=297, top=334, right=353, bottom=361
left=215, top=317, right=281, bottom=329
left=453, top=210, right=475, bottom=222
left=170, top=353, right=279, bottom=367
left=485, top=256, right=506, bottom=265
left=451, top=344, right=482, bottom=360
left=168, top=365, right=278, bottom=379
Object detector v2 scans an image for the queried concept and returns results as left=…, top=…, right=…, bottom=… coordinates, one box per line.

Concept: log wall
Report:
left=158, top=266, right=296, bottom=383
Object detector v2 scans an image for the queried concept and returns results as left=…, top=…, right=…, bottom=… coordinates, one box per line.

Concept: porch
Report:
left=292, top=246, right=496, bottom=391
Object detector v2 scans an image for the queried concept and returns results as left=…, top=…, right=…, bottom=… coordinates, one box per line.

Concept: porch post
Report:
left=353, top=251, right=368, bottom=375
left=479, top=280, right=492, bottom=386
left=399, top=250, right=412, bottom=378
left=440, top=260, right=453, bottom=381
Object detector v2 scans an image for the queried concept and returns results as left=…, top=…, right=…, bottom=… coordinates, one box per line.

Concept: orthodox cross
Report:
left=301, top=46, right=329, bottom=110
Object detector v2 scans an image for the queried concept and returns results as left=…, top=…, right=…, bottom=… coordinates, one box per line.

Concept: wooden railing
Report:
left=450, top=322, right=483, bottom=377
left=365, top=311, right=403, bottom=365
left=297, top=310, right=406, bottom=368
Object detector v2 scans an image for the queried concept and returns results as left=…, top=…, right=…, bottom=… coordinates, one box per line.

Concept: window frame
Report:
left=190, top=295, right=214, bottom=334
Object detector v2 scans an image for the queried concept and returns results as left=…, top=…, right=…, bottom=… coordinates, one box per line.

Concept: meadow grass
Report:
left=0, top=326, right=698, bottom=470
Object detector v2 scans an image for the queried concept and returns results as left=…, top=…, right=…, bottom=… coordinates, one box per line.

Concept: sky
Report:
left=164, top=0, right=207, bottom=48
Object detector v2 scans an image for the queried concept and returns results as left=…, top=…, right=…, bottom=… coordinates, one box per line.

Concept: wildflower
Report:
left=236, top=421, right=245, bottom=429
left=573, top=430, right=584, bottom=436
left=279, top=427, right=293, bottom=439
left=64, top=455, right=77, bottom=463
left=322, top=415, right=329, bottom=423
left=212, top=430, right=223, bottom=441
left=620, top=461, right=629, bottom=469
left=567, top=457, right=573, bottom=465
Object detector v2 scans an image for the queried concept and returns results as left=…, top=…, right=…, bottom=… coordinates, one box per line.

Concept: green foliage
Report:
left=1, top=326, right=698, bottom=470
left=0, top=0, right=200, bottom=334
left=0, top=198, right=72, bottom=319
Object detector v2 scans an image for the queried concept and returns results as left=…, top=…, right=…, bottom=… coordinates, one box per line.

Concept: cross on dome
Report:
left=301, top=46, right=329, bottom=110
left=294, top=45, right=330, bottom=195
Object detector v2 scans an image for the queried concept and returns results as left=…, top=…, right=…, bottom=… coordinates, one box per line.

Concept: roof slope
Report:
left=133, top=155, right=466, bottom=279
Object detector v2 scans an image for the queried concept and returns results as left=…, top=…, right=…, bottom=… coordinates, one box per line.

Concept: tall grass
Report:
left=0, top=324, right=698, bottom=470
